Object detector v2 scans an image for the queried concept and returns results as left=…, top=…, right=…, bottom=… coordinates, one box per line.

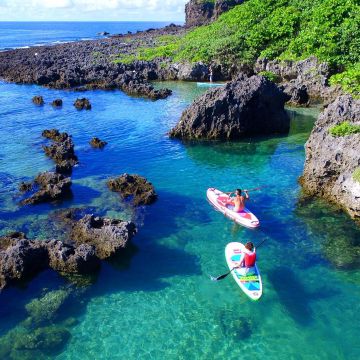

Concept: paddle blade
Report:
left=210, top=272, right=230, bottom=281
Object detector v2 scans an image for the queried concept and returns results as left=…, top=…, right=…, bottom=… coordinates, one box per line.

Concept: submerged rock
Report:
left=89, top=137, right=107, bottom=148
left=32, top=96, right=44, bottom=105
left=13, top=325, right=71, bottom=354
left=21, top=171, right=72, bottom=205
left=74, top=98, right=91, bottom=110
left=25, top=289, right=71, bottom=325
left=0, top=324, right=71, bottom=359
left=169, top=73, right=289, bottom=140
left=70, top=214, right=137, bottom=259
left=107, top=173, right=157, bottom=206
left=300, top=95, right=360, bottom=220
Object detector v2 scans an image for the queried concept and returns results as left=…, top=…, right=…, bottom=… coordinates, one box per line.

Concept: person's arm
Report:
left=244, top=190, right=249, bottom=200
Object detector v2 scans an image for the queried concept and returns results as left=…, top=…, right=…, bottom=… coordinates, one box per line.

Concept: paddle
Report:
left=244, top=185, right=268, bottom=192
left=210, top=239, right=267, bottom=282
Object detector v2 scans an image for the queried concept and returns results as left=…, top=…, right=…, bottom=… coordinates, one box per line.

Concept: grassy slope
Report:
left=116, top=0, right=360, bottom=96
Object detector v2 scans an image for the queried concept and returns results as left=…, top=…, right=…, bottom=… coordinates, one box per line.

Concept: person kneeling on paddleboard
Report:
left=236, top=242, right=256, bottom=275
left=225, top=189, right=249, bottom=212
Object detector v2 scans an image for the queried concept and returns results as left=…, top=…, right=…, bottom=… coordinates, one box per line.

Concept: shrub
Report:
left=258, top=71, right=281, bottom=83
left=353, top=167, right=360, bottom=183
left=329, top=121, right=360, bottom=137
left=329, top=63, right=360, bottom=98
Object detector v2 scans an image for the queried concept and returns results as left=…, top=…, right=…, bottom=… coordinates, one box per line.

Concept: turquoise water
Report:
left=0, top=80, right=360, bottom=359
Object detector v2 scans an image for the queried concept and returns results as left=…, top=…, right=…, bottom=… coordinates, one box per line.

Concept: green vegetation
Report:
left=114, top=34, right=181, bottom=64
left=115, top=0, right=359, bottom=95
left=329, top=121, right=360, bottom=137
left=353, top=167, right=360, bottom=183
left=137, top=0, right=359, bottom=67
left=258, top=71, right=281, bottom=83
left=329, top=63, right=360, bottom=98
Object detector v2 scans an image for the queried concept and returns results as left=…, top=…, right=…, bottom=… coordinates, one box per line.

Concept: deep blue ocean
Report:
left=0, top=22, right=359, bottom=360
left=0, top=21, right=175, bottom=50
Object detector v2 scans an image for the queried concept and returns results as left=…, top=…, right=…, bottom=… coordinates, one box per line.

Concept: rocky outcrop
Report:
left=69, top=214, right=137, bottom=259
left=300, top=95, right=360, bottom=220
left=42, top=129, right=78, bottom=173
left=90, top=137, right=107, bottom=148
left=185, top=0, right=245, bottom=27
left=52, top=99, right=63, bottom=107
left=0, top=232, right=100, bottom=291
left=0, top=26, right=179, bottom=100
left=0, top=233, right=48, bottom=290
left=169, top=73, right=289, bottom=140
left=21, top=172, right=72, bottom=205
left=254, top=57, right=341, bottom=104
left=107, top=174, right=157, bottom=206
left=185, top=1, right=214, bottom=27
left=74, top=98, right=91, bottom=110
left=32, top=96, right=44, bottom=105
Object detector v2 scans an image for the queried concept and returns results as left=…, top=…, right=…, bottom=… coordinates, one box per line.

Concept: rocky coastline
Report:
left=300, top=95, right=360, bottom=220
left=0, top=211, right=137, bottom=291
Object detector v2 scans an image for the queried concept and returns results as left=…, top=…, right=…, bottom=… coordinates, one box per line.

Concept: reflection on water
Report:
left=0, top=81, right=359, bottom=359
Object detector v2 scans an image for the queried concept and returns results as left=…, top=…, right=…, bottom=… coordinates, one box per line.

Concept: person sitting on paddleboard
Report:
left=225, top=189, right=249, bottom=212
left=236, top=241, right=256, bottom=275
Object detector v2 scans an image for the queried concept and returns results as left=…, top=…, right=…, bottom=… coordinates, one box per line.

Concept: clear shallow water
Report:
left=0, top=80, right=359, bottom=360
left=0, top=22, right=175, bottom=50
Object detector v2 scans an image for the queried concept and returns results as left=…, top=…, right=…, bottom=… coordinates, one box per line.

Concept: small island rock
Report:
left=21, top=171, right=72, bottom=205
left=90, top=137, right=107, bottom=148
left=169, top=73, right=289, bottom=140
left=74, top=98, right=91, bottom=110
left=32, top=95, right=44, bottom=105
left=52, top=99, right=63, bottom=107
left=107, top=173, right=157, bottom=206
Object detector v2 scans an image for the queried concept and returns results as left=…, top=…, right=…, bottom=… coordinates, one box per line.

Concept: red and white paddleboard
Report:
left=207, top=188, right=260, bottom=229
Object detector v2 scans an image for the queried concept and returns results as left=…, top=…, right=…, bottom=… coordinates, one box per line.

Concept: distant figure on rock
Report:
left=225, top=189, right=249, bottom=212
left=209, top=67, right=213, bottom=82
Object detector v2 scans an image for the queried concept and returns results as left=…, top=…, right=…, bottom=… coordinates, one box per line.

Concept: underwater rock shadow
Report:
left=0, top=183, right=102, bottom=234
left=182, top=137, right=283, bottom=169
left=134, top=189, right=213, bottom=241
left=91, top=236, right=202, bottom=296
left=267, top=266, right=333, bottom=326
left=295, top=196, right=360, bottom=270
left=0, top=270, right=68, bottom=335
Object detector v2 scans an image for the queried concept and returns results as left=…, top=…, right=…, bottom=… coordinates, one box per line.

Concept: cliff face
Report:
left=185, top=0, right=245, bottom=27
left=300, top=95, right=360, bottom=220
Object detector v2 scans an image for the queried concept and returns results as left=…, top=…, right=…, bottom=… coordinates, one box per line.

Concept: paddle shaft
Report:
left=212, top=239, right=267, bottom=281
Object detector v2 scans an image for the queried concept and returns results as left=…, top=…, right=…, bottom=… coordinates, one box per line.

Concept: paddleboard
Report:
left=207, top=188, right=260, bottom=228
left=225, top=242, right=262, bottom=301
left=197, top=82, right=225, bottom=87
